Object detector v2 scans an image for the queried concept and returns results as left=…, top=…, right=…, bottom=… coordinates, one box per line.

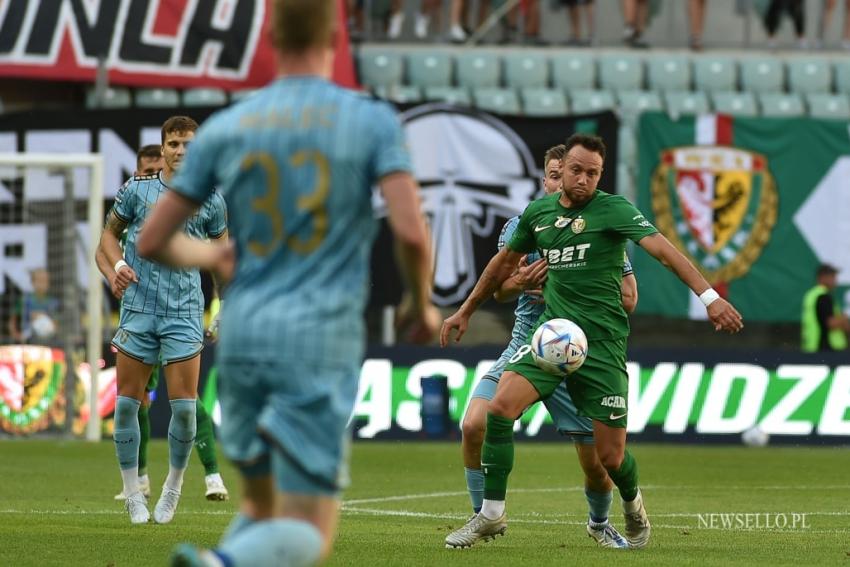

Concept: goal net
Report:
left=0, top=153, right=106, bottom=441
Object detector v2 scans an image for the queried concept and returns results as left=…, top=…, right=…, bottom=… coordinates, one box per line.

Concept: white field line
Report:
left=343, top=485, right=850, bottom=505
left=1, top=505, right=847, bottom=534
left=341, top=506, right=850, bottom=534
left=0, top=509, right=234, bottom=516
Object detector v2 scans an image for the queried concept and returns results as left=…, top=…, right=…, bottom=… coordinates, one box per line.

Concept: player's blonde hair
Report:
left=272, top=0, right=335, bottom=53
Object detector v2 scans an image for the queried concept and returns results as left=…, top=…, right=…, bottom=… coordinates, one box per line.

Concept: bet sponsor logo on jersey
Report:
left=541, top=243, right=591, bottom=269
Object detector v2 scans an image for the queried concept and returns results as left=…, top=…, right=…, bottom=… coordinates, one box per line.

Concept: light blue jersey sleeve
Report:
left=206, top=191, right=228, bottom=238
left=498, top=216, right=519, bottom=251
left=111, top=178, right=137, bottom=222
left=369, top=102, right=412, bottom=180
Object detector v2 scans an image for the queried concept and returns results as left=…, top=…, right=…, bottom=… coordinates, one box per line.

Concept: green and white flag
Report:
left=635, top=112, right=850, bottom=322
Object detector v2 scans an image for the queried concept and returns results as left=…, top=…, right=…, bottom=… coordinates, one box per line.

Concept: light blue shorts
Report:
left=112, top=310, right=203, bottom=366
left=473, top=341, right=594, bottom=445
left=217, top=357, right=359, bottom=496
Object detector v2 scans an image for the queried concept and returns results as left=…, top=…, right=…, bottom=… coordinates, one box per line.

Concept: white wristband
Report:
left=699, top=288, right=720, bottom=307
left=114, top=259, right=128, bottom=273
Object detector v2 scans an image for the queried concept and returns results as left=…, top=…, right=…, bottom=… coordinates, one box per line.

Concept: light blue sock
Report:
left=165, top=398, right=196, bottom=490
left=114, top=396, right=141, bottom=469
left=586, top=488, right=614, bottom=525
left=218, top=518, right=323, bottom=567
left=114, top=396, right=141, bottom=494
left=220, top=513, right=256, bottom=545
left=464, top=467, right=484, bottom=513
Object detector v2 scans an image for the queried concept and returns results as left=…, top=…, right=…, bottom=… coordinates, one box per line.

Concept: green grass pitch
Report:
left=0, top=439, right=847, bottom=566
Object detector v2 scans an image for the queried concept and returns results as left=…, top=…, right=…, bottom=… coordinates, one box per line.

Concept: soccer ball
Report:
left=741, top=425, right=770, bottom=447
left=530, top=318, right=588, bottom=376
left=31, top=313, right=56, bottom=338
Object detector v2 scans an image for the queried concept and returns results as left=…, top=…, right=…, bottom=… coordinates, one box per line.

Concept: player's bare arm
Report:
left=493, top=255, right=548, bottom=303
left=98, top=210, right=137, bottom=298
left=380, top=172, right=441, bottom=344
left=440, top=246, right=525, bottom=346
left=621, top=273, right=638, bottom=314
left=638, top=232, right=743, bottom=333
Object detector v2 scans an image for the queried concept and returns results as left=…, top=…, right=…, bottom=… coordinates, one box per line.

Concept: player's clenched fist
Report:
left=707, top=298, right=744, bottom=334
left=110, top=265, right=138, bottom=299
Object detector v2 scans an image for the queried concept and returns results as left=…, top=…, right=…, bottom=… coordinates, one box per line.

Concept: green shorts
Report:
left=505, top=337, right=629, bottom=428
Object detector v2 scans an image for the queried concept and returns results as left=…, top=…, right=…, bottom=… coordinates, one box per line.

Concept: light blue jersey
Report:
left=171, top=76, right=411, bottom=495
left=483, top=216, right=634, bottom=380
left=172, top=77, right=410, bottom=366
left=112, top=172, right=227, bottom=317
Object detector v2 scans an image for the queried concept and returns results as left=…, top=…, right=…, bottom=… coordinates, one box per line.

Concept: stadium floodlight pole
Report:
left=466, top=0, right=521, bottom=45
left=0, top=153, right=104, bottom=442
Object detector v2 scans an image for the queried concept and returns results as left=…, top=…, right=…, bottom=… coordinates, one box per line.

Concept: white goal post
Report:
left=0, top=153, right=104, bottom=441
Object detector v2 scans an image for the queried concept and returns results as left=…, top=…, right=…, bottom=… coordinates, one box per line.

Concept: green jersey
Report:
left=508, top=190, right=657, bottom=340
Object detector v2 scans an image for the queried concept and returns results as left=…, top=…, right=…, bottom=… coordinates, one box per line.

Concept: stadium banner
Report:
left=635, top=112, right=850, bottom=322
left=0, top=105, right=618, bottom=304
left=0, top=344, right=116, bottom=436
left=369, top=105, right=620, bottom=307
left=139, top=345, right=850, bottom=444
left=0, top=0, right=357, bottom=89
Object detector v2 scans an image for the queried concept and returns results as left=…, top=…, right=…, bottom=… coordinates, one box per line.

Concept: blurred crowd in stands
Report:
left=348, top=0, right=850, bottom=50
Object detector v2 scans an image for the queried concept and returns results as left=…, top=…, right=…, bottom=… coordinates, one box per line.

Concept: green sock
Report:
left=137, top=403, right=150, bottom=475
left=606, top=450, right=639, bottom=502
left=482, top=413, right=515, bottom=501
left=194, top=399, right=219, bottom=475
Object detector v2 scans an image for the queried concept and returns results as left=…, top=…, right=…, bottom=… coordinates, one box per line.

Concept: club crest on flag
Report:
left=0, top=345, right=64, bottom=434
left=651, top=146, right=778, bottom=283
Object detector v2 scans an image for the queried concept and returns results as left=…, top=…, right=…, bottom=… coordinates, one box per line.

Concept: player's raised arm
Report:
left=638, top=232, right=743, bottom=333
left=380, top=172, right=441, bottom=344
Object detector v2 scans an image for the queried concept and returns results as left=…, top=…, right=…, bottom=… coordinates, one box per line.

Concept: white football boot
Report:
left=125, top=491, right=150, bottom=524
left=154, top=487, right=182, bottom=524
left=586, top=520, right=630, bottom=549
left=445, top=512, right=508, bottom=549
left=623, top=489, right=651, bottom=548
left=204, top=473, right=229, bottom=501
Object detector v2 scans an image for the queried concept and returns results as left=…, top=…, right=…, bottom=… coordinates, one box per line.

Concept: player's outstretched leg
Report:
left=154, top=398, right=197, bottom=524
left=595, top=419, right=651, bottom=548
left=195, top=399, right=229, bottom=501
left=461, top=395, right=491, bottom=515
left=572, top=443, right=629, bottom=549
left=114, top=395, right=149, bottom=524
left=621, top=486, right=650, bottom=548
left=584, top=488, right=629, bottom=549
left=445, top=412, right=512, bottom=548
left=604, top=449, right=650, bottom=548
